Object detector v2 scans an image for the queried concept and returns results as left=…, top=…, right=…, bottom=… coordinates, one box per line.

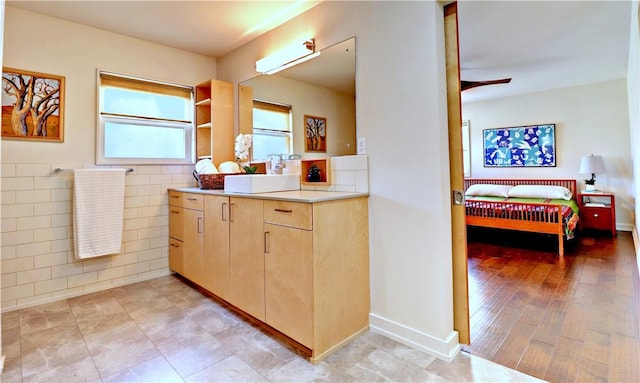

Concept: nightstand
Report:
left=578, top=192, right=616, bottom=236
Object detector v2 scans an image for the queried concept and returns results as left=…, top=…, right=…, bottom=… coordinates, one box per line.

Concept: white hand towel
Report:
left=73, top=169, right=126, bottom=259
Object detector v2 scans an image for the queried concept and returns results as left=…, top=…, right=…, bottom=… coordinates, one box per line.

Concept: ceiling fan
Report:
left=461, top=78, right=511, bottom=91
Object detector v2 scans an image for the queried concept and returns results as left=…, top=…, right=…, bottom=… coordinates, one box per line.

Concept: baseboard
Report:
left=617, top=223, right=634, bottom=232
left=1, top=269, right=172, bottom=313
left=369, top=313, right=461, bottom=362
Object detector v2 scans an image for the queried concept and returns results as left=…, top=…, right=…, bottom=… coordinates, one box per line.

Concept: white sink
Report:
left=224, top=174, right=300, bottom=194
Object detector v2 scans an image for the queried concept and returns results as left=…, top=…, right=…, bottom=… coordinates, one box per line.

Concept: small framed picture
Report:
left=305, top=115, right=326, bottom=152
left=2, top=67, right=65, bottom=142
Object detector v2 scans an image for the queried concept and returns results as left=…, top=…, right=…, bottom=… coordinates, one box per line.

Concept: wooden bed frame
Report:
left=464, top=178, right=578, bottom=256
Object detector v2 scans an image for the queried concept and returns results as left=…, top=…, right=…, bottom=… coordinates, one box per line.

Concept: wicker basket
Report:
left=193, top=171, right=232, bottom=190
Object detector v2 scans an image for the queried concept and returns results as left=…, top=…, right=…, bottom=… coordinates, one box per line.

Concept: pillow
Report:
left=465, top=184, right=513, bottom=197
left=507, top=185, right=573, bottom=200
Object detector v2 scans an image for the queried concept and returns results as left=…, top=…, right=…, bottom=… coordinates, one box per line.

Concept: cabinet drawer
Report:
left=263, top=201, right=312, bottom=230
left=581, top=207, right=612, bottom=231
left=169, top=191, right=204, bottom=210
left=183, top=193, right=204, bottom=210
left=169, top=237, right=184, bottom=274
left=169, top=191, right=183, bottom=207
left=169, top=207, right=184, bottom=239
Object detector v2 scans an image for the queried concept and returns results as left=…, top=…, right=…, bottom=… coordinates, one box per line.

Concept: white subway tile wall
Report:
left=1, top=156, right=368, bottom=312
left=1, top=163, right=196, bottom=312
left=301, top=154, right=369, bottom=193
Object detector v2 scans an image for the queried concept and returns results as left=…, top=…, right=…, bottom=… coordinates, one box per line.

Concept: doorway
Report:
left=443, top=1, right=470, bottom=345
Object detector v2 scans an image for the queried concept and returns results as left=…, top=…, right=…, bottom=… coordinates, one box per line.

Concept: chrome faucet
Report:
left=268, top=154, right=287, bottom=174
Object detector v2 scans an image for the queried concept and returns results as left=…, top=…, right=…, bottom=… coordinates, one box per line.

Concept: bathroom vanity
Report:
left=168, top=188, right=370, bottom=363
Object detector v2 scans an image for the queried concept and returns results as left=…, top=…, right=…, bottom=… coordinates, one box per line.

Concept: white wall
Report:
left=219, top=1, right=459, bottom=360
left=627, top=2, right=640, bottom=257
left=0, top=7, right=216, bottom=311
left=463, top=79, right=634, bottom=231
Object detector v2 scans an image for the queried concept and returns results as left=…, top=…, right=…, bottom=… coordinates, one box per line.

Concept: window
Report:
left=252, top=100, right=292, bottom=160
left=97, top=71, right=194, bottom=165
left=462, top=120, right=471, bottom=177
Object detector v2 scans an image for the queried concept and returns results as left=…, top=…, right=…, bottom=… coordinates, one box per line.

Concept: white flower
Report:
left=234, top=133, right=252, bottom=161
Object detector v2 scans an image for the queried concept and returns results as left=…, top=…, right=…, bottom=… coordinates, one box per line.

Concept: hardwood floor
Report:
left=464, top=228, right=640, bottom=383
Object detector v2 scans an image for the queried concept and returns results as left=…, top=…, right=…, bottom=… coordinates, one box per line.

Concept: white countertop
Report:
left=171, top=187, right=368, bottom=203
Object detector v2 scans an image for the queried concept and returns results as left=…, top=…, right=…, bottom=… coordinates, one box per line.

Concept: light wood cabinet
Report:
left=168, top=191, right=204, bottom=285
left=264, top=221, right=313, bottom=347
left=203, top=195, right=230, bottom=297
left=263, top=198, right=370, bottom=362
left=181, top=208, right=205, bottom=285
left=168, top=190, right=369, bottom=363
left=195, top=79, right=234, bottom=163
left=228, top=197, right=265, bottom=321
left=168, top=237, right=184, bottom=275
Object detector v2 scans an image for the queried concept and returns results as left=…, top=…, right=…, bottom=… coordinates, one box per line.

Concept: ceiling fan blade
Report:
left=461, top=78, right=511, bottom=91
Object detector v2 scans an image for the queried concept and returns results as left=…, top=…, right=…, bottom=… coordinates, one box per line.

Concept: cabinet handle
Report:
left=170, top=243, right=180, bottom=248
left=229, top=203, right=235, bottom=222
left=187, top=197, right=198, bottom=201
left=264, top=231, right=270, bottom=253
left=170, top=210, right=180, bottom=215
left=222, top=203, right=228, bottom=221
left=594, top=213, right=599, bottom=218
left=197, top=216, right=203, bottom=233
left=274, top=208, right=293, bottom=213
left=170, top=195, right=180, bottom=199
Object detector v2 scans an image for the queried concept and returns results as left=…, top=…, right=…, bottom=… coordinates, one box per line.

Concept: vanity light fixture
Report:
left=256, top=39, right=321, bottom=75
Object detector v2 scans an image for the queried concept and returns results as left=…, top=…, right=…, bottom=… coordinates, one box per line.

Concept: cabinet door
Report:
left=181, top=208, right=205, bottom=286
left=228, top=197, right=265, bottom=321
left=264, top=223, right=313, bottom=347
left=204, top=195, right=230, bottom=298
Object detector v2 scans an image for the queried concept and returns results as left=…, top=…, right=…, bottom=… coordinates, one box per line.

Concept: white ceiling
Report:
left=457, top=1, right=631, bottom=103
left=6, top=1, right=322, bottom=57
left=6, top=1, right=633, bottom=103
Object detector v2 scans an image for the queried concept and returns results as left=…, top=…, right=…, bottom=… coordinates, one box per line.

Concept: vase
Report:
left=307, top=172, right=321, bottom=182
left=585, top=184, right=596, bottom=191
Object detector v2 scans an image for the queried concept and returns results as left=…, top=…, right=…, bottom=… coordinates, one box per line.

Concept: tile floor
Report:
left=1, top=275, right=542, bottom=382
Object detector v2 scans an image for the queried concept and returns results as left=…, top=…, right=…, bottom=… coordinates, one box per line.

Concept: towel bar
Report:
left=53, top=168, right=134, bottom=174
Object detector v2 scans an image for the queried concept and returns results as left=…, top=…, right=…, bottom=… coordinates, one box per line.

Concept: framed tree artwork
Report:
left=1, top=67, right=65, bottom=142
left=305, top=114, right=326, bottom=152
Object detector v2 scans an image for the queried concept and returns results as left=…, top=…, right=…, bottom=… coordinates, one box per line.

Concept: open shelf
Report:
left=300, top=158, right=330, bottom=185
left=194, top=79, right=233, bottom=163
left=195, top=98, right=211, bottom=106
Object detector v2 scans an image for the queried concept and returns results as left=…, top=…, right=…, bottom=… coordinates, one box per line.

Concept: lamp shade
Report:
left=579, top=155, right=606, bottom=175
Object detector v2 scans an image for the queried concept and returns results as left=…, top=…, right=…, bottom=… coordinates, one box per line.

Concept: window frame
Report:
left=97, top=70, right=195, bottom=165
left=251, top=99, right=293, bottom=161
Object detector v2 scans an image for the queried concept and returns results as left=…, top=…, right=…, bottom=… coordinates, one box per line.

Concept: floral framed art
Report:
left=483, top=123, right=556, bottom=167
left=1, top=67, right=65, bottom=142
left=305, top=115, right=326, bottom=152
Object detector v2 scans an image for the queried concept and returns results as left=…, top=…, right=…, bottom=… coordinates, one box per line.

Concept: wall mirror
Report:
left=239, top=37, right=356, bottom=161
